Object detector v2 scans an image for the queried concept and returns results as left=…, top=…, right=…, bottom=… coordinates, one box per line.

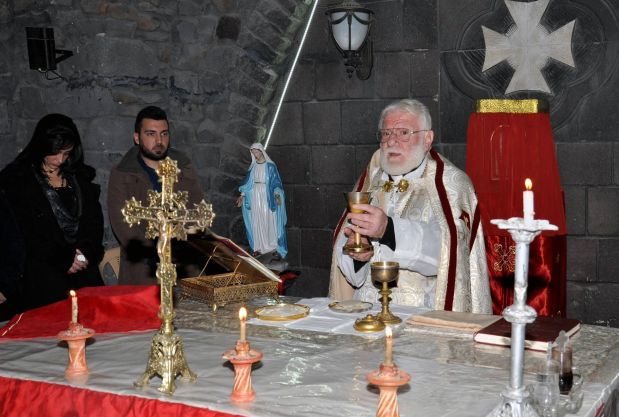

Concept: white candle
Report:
left=523, top=178, right=534, bottom=222
left=239, top=307, right=247, bottom=342
left=70, top=290, right=78, bottom=324
left=384, top=326, right=393, bottom=366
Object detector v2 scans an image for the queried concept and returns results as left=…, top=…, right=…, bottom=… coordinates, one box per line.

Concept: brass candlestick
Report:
left=372, top=261, right=401, bottom=325
left=122, top=157, right=215, bottom=394
left=343, top=191, right=372, bottom=254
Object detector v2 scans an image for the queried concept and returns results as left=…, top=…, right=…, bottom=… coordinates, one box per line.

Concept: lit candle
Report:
left=384, top=326, right=393, bottom=366
left=523, top=178, right=534, bottom=222
left=239, top=307, right=247, bottom=342
left=70, top=290, right=78, bottom=324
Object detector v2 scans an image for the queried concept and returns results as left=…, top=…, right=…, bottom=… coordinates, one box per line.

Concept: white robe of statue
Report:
left=250, top=162, right=278, bottom=254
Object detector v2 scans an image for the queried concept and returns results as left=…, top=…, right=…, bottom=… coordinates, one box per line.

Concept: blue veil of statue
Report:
left=238, top=143, right=288, bottom=258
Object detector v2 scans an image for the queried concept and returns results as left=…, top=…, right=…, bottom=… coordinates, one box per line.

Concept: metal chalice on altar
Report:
left=372, top=261, right=402, bottom=325
left=343, top=192, right=373, bottom=254
left=353, top=261, right=402, bottom=332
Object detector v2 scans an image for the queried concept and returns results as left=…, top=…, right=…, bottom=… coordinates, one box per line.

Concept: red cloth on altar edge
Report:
left=0, top=376, right=243, bottom=417
left=0, top=285, right=161, bottom=340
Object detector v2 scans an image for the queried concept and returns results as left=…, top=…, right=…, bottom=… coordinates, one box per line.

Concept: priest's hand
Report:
left=343, top=227, right=374, bottom=262
left=347, top=204, right=388, bottom=239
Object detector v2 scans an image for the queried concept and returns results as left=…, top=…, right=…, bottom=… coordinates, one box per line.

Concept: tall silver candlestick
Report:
left=486, top=217, right=558, bottom=417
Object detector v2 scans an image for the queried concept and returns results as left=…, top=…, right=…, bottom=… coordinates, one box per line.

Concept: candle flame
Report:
left=239, top=307, right=247, bottom=321
left=385, top=326, right=392, bottom=338
left=69, top=290, right=76, bottom=297
left=525, top=178, right=532, bottom=190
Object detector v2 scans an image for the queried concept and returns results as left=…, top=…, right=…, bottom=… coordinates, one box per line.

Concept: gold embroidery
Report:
left=382, top=179, right=409, bottom=193
left=493, top=243, right=516, bottom=273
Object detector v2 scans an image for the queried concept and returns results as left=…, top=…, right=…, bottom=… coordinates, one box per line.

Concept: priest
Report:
left=329, top=99, right=491, bottom=314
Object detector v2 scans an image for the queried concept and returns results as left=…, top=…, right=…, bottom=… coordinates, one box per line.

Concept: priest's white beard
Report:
left=380, top=143, right=427, bottom=175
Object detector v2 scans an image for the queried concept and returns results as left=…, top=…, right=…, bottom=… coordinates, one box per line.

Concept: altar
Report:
left=0, top=297, right=618, bottom=417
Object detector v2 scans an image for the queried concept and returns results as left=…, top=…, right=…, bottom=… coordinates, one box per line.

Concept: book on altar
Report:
left=473, top=316, right=581, bottom=352
left=407, top=310, right=501, bottom=332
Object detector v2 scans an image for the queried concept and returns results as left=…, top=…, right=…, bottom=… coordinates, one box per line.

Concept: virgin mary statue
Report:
left=236, top=143, right=287, bottom=259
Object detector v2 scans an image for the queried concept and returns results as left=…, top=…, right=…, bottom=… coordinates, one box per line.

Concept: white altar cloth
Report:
left=0, top=324, right=616, bottom=417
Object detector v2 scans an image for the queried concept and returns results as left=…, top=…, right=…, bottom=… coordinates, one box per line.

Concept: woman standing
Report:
left=0, top=113, right=104, bottom=314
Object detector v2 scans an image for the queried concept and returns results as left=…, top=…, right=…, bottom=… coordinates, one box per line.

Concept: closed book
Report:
left=473, top=316, right=581, bottom=352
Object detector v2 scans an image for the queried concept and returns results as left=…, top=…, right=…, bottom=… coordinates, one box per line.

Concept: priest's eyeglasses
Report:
left=377, top=128, right=429, bottom=143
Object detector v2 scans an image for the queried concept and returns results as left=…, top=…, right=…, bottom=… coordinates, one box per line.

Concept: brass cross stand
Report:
left=122, top=157, right=215, bottom=394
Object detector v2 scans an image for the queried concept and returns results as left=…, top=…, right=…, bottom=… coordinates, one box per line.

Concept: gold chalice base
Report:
left=354, top=314, right=386, bottom=332
left=343, top=243, right=373, bottom=254
left=376, top=312, right=402, bottom=325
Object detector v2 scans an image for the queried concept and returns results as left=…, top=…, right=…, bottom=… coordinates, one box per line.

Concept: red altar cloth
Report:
left=0, top=376, right=242, bottom=417
left=0, top=285, right=161, bottom=340
left=466, top=111, right=567, bottom=317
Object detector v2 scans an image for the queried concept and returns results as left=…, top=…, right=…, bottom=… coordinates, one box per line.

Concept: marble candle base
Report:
left=223, top=340, right=263, bottom=402
left=367, top=362, right=411, bottom=417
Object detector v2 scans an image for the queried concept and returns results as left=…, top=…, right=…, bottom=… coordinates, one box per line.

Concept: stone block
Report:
left=237, top=29, right=278, bottom=63
left=84, top=116, right=134, bottom=152
left=105, top=19, right=137, bottom=38
left=286, top=60, right=314, bottom=102
left=219, top=149, right=247, bottom=177
left=0, top=73, right=15, bottom=99
left=210, top=172, right=241, bottom=195
left=267, top=102, right=303, bottom=146
left=228, top=92, right=266, bottom=124
left=213, top=0, right=236, bottom=13
left=439, top=51, right=476, bottom=143
left=286, top=266, right=330, bottom=297
left=588, top=187, right=619, bottom=235
left=438, top=0, right=489, bottom=51
left=174, top=19, right=197, bottom=44
left=292, top=185, right=327, bottom=228
left=258, top=0, right=291, bottom=33
left=84, top=151, right=124, bottom=171
left=79, top=35, right=159, bottom=78
left=403, top=0, right=437, bottom=50
left=302, top=9, right=332, bottom=57
left=74, top=18, right=107, bottom=37
left=341, top=100, right=384, bottom=145
left=566, top=237, right=597, bottom=282
left=216, top=15, right=241, bottom=40
left=284, top=227, right=300, bottom=268
left=565, top=282, right=585, bottom=322
left=197, top=118, right=226, bottom=144
left=237, top=56, right=276, bottom=85
left=191, top=145, right=220, bottom=171
left=171, top=70, right=200, bottom=94
left=0, top=100, right=8, bottom=134
left=585, top=283, right=619, bottom=327
left=439, top=144, right=467, bottom=172
left=267, top=144, right=310, bottom=185
left=355, top=144, right=378, bottom=176
left=303, top=102, right=340, bottom=145
left=372, top=1, right=403, bottom=52
left=615, top=143, right=619, bottom=185
left=557, top=143, right=612, bottom=185
left=411, top=50, right=440, bottom=97
left=311, top=146, right=356, bottom=185
left=563, top=186, right=586, bottom=235
left=179, top=0, right=202, bottom=16
left=598, top=239, right=619, bottom=283
left=300, top=229, right=334, bottom=269
left=375, top=53, right=411, bottom=99
left=315, top=61, right=347, bottom=100
left=324, top=185, right=348, bottom=229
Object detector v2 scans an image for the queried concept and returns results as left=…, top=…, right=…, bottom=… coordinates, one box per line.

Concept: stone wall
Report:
left=1, top=0, right=618, bottom=327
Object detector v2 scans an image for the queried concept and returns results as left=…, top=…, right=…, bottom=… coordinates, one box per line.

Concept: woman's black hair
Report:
left=9, top=113, right=84, bottom=176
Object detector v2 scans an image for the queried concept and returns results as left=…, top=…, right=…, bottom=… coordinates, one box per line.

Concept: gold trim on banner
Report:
left=475, top=99, right=549, bottom=113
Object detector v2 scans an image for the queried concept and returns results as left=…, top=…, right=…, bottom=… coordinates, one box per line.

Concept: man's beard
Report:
left=380, top=144, right=427, bottom=176
left=139, top=143, right=168, bottom=161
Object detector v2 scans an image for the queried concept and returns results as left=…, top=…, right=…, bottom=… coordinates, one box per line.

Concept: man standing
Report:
left=329, top=99, right=491, bottom=314
left=108, top=106, right=203, bottom=285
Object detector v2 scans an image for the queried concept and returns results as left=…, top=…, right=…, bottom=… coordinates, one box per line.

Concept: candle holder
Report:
left=57, top=322, right=95, bottom=378
left=223, top=340, right=263, bottom=402
left=486, top=217, right=558, bottom=417
left=367, top=362, right=411, bottom=417
left=343, top=192, right=373, bottom=254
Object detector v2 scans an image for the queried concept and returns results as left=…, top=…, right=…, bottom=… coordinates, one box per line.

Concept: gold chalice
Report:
left=372, top=261, right=401, bottom=325
left=343, top=192, right=372, bottom=254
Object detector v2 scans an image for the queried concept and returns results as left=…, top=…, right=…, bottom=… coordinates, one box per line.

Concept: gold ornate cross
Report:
left=122, top=157, right=215, bottom=394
